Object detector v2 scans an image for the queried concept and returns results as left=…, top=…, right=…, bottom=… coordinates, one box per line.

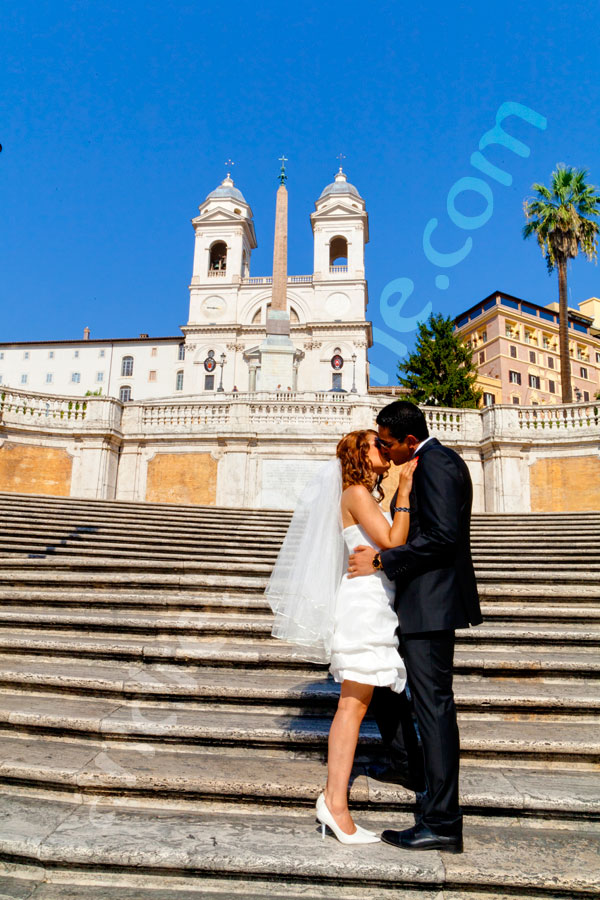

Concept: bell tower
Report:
left=187, top=173, right=257, bottom=324
left=311, top=168, right=369, bottom=281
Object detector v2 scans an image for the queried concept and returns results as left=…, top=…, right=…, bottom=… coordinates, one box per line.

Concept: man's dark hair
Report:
left=376, top=400, right=429, bottom=441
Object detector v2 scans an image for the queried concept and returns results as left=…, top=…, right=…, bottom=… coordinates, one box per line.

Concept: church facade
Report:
left=0, top=169, right=371, bottom=400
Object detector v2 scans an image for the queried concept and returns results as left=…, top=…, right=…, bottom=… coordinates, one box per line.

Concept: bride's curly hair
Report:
left=336, top=429, right=385, bottom=503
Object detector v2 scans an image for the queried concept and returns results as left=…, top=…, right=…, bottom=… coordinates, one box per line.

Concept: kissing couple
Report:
left=266, top=401, right=482, bottom=853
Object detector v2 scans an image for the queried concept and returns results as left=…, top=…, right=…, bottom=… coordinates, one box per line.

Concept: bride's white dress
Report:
left=329, top=510, right=406, bottom=694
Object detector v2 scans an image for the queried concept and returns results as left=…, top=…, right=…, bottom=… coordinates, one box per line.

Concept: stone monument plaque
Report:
left=259, top=458, right=327, bottom=509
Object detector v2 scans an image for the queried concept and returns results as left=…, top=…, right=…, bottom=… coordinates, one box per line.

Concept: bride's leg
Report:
left=324, top=680, right=374, bottom=834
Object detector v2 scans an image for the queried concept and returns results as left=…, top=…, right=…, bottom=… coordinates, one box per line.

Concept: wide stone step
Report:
left=0, top=587, right=598, bottom=615
left=0, top=655, right=595, bottom=712
left=0, top=632, right=596, bottom=677
left=0, top=733, right=596, bottom=818
left=0, top=790, right=597, bottom=896
left=0, top=608, right=598, bottom=649
left=0, top=561, right=597, bottom=594
left=0, top=690, right=597, bottom=761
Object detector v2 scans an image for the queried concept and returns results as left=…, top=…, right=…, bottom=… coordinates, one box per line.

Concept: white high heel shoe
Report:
left=315, top=793, right=380, bottom=844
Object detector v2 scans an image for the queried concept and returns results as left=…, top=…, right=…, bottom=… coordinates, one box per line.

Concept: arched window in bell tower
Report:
left=209, top=241, right=227, bottom=272
left=329, top=236, right=348, bottom=271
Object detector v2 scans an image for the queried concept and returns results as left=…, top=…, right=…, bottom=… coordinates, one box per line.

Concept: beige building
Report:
left=454, top=291, right=600, bottom=406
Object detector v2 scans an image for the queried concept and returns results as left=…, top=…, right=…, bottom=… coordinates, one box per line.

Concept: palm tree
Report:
left=523, top=166, right=600, bottom=403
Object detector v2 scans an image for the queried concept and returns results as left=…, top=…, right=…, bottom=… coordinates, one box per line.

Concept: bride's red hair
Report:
left=336, top=429, right=385, bottom=502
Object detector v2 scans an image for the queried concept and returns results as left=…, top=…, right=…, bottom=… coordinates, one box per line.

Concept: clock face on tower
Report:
left=201, top=296, right=226, bottom=319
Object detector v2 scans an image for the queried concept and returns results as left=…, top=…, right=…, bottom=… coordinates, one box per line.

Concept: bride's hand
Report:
left=397, top=458, right=418, bottom=500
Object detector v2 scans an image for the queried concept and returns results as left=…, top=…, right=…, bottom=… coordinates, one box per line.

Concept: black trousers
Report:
left=371, top=629, right=462, bottom=833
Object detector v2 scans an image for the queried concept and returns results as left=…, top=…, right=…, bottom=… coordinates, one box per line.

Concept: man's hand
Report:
left=348, top=545, right=377, bottom=578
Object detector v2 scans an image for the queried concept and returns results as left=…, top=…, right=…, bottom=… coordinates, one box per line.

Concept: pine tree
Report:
left=398, top=312, right=482, bottom=408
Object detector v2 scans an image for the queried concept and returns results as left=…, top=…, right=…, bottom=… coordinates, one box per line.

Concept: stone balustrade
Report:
left=1, top=386, right=598, bottom=510
left=2, top=386, right=599, bottom=441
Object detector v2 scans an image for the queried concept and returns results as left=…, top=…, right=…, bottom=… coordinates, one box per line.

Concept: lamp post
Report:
left=217, top=352, right=227, bottom=392
left=351, top=352, right=357, bottom=393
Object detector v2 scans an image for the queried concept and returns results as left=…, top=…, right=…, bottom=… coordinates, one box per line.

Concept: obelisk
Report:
left=259, top=157, right=295, bottom=391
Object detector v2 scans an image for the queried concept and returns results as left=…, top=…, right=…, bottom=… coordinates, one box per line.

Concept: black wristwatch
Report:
left=372, top=552, right=383, bottom=571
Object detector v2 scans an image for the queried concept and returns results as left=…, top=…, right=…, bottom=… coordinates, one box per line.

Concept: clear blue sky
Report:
left=2, top=0, right=599, bottom=384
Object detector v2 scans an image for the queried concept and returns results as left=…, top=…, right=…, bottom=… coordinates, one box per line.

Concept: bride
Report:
left=266, top=429, right=416, bottom=845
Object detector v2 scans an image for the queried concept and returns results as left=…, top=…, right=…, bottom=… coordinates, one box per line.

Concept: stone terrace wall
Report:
left=0, top=387, right=598, bottom=512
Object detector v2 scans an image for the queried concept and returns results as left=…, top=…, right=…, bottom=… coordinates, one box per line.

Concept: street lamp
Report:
left=351, top=352, right=357, bottom=393
left=217, top=352, right=227, bottom=392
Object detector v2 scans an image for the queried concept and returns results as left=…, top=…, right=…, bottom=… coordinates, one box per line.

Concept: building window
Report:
left=0, top=353, right=3, bottom=360
left=204, top=374, right=214, bottom=391
left=48, top=351, right=54, bottom=359
left=21, top=374, right=28, bottom=384
left=528, top=374, right=540, bottom=389
left=0, top=375, right=3, bottom=384
left=505, top=323, right=514, bottom=338
left=576, top=348, right=585, bottom=360
left=596, top=352, right=600, bottom=363
left=483, top=392, right=495, bottom=406
left=529, top=351, right=536, bottom=363
left=71, top=372, right=81, bottom=383
left=332, top=372, right=343, bottom=390
left=543, top=336, right=550, bottom=349
left=510, top=345, right=517, bottom=358
left=584, top=391, right=590, bottom=402
left=23, top=351, right=29, bottom=360
left=479, top=351, right=485, bottom=364
left=46, top=373, right=53, bottom=384
left=548, top=380, right=556, bottom=393
left=149, top=370, right=157, bottom=382
left=119, top=386, right=132, bottom=402
left=99, top=349, right=105, bottom=358
left=509, top=370, right=521, bottom=385
left=176, top=370, right=184, bottom=391
left=178, top=343, right=185, bottom=361
left=481, top=330, right=487, bottom=343
left=74, top=350, right=79, bottom=358
left=97, top=372, right=104, bottom=382
left=548, top=356, right=554, bottom=369
left=121, top=356, right=134, bottom=377
left=151, top=347, right=158, bottom=357
left=580, top=366, right=588, bottom=379
left=512, top=396, right=520, bottom=405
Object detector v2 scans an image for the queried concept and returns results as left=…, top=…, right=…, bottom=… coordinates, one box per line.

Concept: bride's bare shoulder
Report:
left=341, top=484, right=376, bottom=510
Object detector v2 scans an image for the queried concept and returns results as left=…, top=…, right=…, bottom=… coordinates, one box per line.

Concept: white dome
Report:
left=319, top=169, right=362, bottom=200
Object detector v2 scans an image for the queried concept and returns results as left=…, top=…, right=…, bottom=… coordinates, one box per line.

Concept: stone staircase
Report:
left=0, top=490, right=598, bottom=899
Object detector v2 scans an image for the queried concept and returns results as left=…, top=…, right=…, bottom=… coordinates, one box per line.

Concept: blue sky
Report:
left=1, top=0, right=599, bottom=384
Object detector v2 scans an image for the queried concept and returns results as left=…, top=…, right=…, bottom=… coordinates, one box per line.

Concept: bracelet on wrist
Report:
left=393, top=505, right=411, bottom=513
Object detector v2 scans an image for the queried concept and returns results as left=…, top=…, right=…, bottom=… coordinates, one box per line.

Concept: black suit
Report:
left=375, top=437, right=482, bottom=833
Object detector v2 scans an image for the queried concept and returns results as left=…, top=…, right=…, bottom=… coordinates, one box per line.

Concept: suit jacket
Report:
left=380, top=437, right=482, bottom=634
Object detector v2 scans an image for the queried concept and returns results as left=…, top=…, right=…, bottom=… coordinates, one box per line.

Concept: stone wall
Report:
left=145, top=452, right=218, bottom=505
left=1, top=387, right=598, bottom=512
left=529, top=456, right=600, bottom=512
left=0, top=442, right=72, bottom=496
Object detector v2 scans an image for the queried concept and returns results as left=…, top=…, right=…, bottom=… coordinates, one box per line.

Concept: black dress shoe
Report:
left=381, top=823, right=463, bottom=854
left=366, top=764, right=425, bottom=793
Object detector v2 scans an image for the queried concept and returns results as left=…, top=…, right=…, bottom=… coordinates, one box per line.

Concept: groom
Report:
left=349, top=401, right=481, bottom=853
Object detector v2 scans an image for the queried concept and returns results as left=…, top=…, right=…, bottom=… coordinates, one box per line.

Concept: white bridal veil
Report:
left=265, top=458, right=345, bottom=663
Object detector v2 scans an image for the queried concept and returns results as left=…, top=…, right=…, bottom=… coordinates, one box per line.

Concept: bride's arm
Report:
left=342, top=460, right=417, bottom=549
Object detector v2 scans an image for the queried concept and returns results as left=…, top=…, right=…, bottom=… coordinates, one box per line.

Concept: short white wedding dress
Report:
left=329, top=510, right=406, bottom=694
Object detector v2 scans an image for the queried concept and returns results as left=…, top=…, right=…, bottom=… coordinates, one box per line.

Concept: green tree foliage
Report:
left=398, top=312, right=482, bottom=408
left=523, top=165, right=600, bottom=403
